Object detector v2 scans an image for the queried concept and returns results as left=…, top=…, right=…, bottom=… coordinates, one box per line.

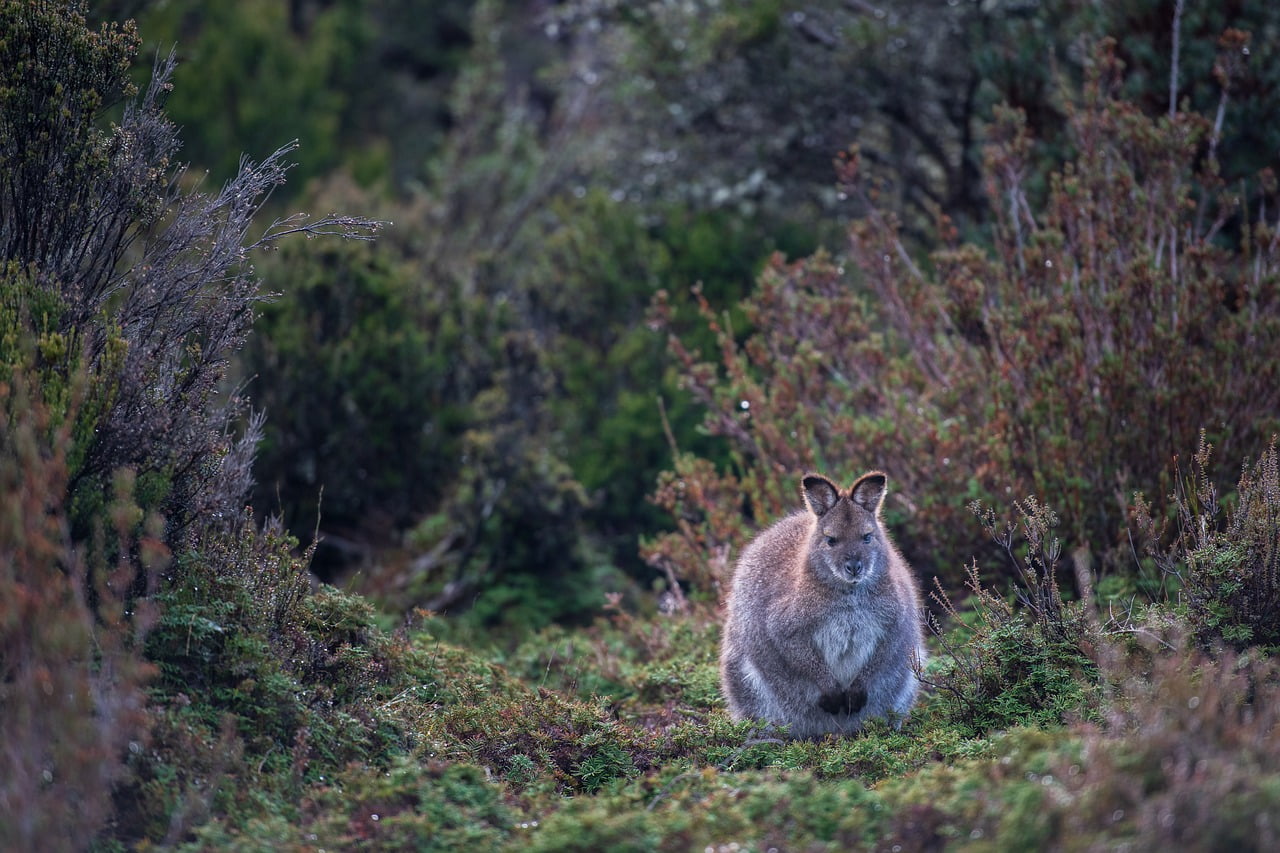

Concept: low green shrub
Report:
left=926, top=500, right=1101, bottom=735
left=1138, top=434, right=1280, bottom=651
left=119, top=523, right=424, bottom=845
left=502, top=608, right=723, bottom=711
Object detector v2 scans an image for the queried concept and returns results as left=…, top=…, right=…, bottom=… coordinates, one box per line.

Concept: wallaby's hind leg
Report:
left=721, top=656, right=765, bottom=720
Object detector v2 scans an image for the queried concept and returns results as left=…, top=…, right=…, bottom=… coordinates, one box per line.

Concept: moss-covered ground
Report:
left=107, top=551, right=1280, bottom=851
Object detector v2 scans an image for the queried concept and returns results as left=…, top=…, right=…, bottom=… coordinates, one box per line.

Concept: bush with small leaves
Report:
left=0, top=0, right=380, bottom=551
left=244, top=237, right=464, bottom=557
left=1137, top=433, right=1280, bottom=652
left=1, top=3, right=378, bottom=845
left=650, top=39, right=1280, bottom=597
left=1058, top=646, right=1280, bottom=849
left=0, top=368, right=159, bottom=850
left=926, top=499, right=1100, bottom=734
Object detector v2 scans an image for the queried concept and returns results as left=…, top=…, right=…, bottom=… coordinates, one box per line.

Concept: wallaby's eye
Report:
left=825, top=535, right=838, bottom=547
left=861, top=532, right=873, bottom=544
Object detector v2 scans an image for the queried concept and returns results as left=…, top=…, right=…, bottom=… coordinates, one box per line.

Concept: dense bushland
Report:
left=227, top=0, right=814, bottom=625
left=0, top=364, right=158, bottom=850
left=112, top=0, right=1280, bottom=630
left=0, top=1, right=375, bottom=846
left=4, top=2, right=1280, bottom=850
left=647, top=39, right=1280, bottom=602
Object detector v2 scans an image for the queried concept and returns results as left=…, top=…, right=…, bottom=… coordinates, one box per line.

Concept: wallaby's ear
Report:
left=850, top=471, right=887, bottom=514
left=802, top=474, right=841, bottom=517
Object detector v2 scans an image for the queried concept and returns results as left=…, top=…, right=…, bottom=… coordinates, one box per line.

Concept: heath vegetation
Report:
left=3, top=1, right=1279, bottom=850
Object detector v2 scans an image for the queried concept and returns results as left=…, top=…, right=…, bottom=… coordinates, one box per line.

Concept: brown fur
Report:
left=719, top=471, right=926, bottom=737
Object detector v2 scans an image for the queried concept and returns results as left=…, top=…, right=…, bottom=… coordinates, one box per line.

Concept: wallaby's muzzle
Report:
left=838, top=558, right=865, bottom=582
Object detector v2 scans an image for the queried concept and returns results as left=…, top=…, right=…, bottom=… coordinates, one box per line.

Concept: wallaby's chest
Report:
left=812, top=609, right=884, bottom=687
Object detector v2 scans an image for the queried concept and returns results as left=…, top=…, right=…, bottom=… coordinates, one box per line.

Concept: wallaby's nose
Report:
left=845, top=558, right=864, bottom=576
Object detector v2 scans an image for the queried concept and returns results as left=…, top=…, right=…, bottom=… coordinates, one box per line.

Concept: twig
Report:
left=1208, top=87, right=1229, bottom=167
left=657, top=395, right=680, bottom=458
left=1169, top=0, right=1185, bottom=117
left=252, top=211, right=387, bottom=249
left=1101, top=625, right=1178, bottom=653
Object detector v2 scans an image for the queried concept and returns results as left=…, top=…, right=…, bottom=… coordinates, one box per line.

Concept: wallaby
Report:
left=719, top=471, right=925, bottom=738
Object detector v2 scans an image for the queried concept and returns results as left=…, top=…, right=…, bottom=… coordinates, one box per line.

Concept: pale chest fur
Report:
left=813, top=608, right=885, bottom=687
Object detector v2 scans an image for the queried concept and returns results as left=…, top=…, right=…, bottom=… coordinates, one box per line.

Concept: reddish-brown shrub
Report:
left=1063, top=645, right=1280, bottom=849
left=0, top=371, right=159, bottom=850
left=648, top=39, right=1280, bottom=596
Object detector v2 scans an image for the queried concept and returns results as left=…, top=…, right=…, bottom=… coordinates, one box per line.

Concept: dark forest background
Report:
left=4, top=1, right=1280, bottom=848
left=111, top=0, right=1280, bottom=632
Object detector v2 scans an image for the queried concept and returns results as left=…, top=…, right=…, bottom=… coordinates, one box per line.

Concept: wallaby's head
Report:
left=801, top=471, right=889, bottom=587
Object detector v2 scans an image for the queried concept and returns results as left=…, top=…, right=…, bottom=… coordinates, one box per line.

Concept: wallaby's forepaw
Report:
left=818, top=685, right=867, bottom=716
